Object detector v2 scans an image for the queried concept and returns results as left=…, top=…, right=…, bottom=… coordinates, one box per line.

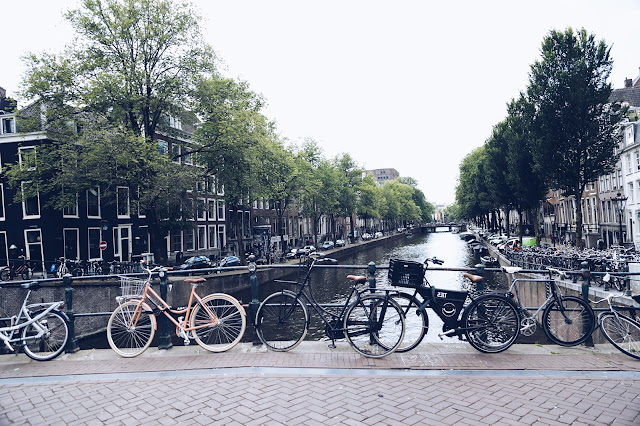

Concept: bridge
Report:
left=420, top=223, right=466, bottom=233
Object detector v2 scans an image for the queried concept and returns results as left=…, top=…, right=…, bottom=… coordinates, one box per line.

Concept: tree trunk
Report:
left=575, top=188, right=584, bottom=248
left=518, top=209, right=523, bottom=243
left=532, top=205, right=541, bottom=247
left=146, top=208, right=168, bottom=266
left=505, top=209, right=510, bottom=237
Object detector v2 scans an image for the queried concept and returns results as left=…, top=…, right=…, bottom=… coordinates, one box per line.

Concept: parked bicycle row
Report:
left=2, top=254, right=639, bottom=363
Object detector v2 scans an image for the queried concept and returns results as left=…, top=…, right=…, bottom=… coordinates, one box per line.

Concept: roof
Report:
left=610, top=86, right=640, bottom=107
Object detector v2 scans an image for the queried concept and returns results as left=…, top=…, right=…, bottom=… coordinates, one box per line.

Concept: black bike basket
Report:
left=388, top=259, right=425, bottom=287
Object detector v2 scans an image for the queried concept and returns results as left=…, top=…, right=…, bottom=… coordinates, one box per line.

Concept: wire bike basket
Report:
left=388, top=259, right=426, bottom=288
left=118, top=275, right=148, bottom=300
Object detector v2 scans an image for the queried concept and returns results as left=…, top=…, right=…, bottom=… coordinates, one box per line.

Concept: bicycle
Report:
left=0, top=281, right=69, bottom=361
left=593, top=287, right=640, bottom=360
left=505, top=266, right=595, bottom=346
left=387, top=257, right=521, bottom=353
left=106, top=261, right=246, bottom=357
left=254, top=253, right=406, bottom=358
left=0, top=256, right=33, bottom=281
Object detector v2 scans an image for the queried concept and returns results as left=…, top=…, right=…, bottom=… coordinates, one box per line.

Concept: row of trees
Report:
left=5, top=0, right=433, bottom=264
left=455, top=28, right=626, bottom=247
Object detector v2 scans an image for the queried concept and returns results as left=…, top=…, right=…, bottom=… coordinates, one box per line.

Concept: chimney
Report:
left=626, top=78, right=633, bottom=88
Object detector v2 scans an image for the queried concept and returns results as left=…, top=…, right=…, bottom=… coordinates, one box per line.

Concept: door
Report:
left=114, top=225, right=132, bottom=261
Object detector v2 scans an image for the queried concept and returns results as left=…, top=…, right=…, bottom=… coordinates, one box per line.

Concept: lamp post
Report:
left=550, top=213, right=556, bottom=247
left=612, top=192, right=628, bottom=246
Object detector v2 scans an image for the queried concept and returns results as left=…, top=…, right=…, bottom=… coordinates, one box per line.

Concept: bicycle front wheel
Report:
left=463, top=294, right=520, bottom=353
left=21, top=309, right=69, bottom=361
left=255, top=291, right=309, bottom=351
left=599, top=312, right=640, bottom=360
left=190, top=294, right=246, bottom=352
left=344, top=294, right=405, bottom=358
left=107, top=301, right=156, bottom=357
left=542, top=296, right=595, bottom=346
left=390, top=292, right=428, bottom=352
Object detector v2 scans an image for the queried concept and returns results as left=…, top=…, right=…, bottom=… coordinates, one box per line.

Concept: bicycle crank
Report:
left=520, top=317, right=536, bottom=336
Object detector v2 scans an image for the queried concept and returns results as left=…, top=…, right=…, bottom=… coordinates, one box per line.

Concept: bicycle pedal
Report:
left=183, top=339, right=190, bottom=346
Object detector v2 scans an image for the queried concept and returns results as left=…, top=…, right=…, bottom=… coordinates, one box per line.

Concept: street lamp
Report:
left=612, top=192, right=628, bottom=246
left=550, top=213, right=556, bottom=247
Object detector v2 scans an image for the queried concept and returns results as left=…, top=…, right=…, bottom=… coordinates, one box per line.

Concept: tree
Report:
left=13, top=0, right=216, bottom=264
left=456, top=147, right=493, bottom=226
left=333, top=154, right=362, bottom=240
left=399, top=177, right=434, bottom=223
left=526, top=28, right=625, bottom=247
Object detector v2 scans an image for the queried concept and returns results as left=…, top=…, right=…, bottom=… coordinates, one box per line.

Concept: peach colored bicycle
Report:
left=107, top=263, right=246, bottom=357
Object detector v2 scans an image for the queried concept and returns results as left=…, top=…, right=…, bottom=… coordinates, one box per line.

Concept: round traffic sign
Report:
left=99, top=241, right=108, bottom=250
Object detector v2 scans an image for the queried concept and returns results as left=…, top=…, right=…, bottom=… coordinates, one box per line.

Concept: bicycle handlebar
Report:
left=425, top=257, right=444, bottom=265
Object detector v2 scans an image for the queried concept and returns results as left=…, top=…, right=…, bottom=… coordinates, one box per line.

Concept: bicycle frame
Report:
left=509, top=278, right=563, bottom=320
left=125, top=282, right=219, bottom=336
left=0, top=289, right=64, bottom=350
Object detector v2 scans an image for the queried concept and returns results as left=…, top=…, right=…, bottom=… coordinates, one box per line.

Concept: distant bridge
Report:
left=420, top=223, right=467, bottom=233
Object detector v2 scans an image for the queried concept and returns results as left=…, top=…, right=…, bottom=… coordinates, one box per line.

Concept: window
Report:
left=19, top=147, right=36, bottom=170
left=1, top=117, right=15, bottom=134
left=158, top=140, right=168, bottom=155
left=208, top=225, right=217, bottom=249
left=88, top=228, right=102, bottom=260
left=0, top=184, right=4, bottom=220
left=172, top=231, right=182, bottom=253
left=117, top=186, right=130, bottom=218
left=0, top=231, right=7, bottom=266
left=64, top=229, right=80, bottom=260
left=87, top=187, right=101, bottom=218
left=635, top=151, right=640, bottom=171
left=186, top=229, right=195, bottom=251
left=25, top=229, right=43, bottom=262
left=217, top=225, right=226, bottom=250
left=138, top=226, right=150, bottom=254
left=198, top=225, right=206, bottom=250
left=136, top=188, right=145, bottom=218
left=171, top=144, right=181, bottom=163
left=612, top=173, right=618, bottom=190
left=627, top=154, right=633, bottom=174
left=62, top=190, right=78, bottom=217
left=184, top=149, right=193, bottom=165
left=217, top=200, right=225, bottom=220
left=21, top=181, right=40, bottom=218
left=208, top=199, right=216, bottom=221
left=629, top=183, right=634, bottom=203
left=197, top=198, right=206, bottom=220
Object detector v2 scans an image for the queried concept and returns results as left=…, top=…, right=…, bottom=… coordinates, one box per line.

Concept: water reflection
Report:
left=245, top=230, right=508, bottom=342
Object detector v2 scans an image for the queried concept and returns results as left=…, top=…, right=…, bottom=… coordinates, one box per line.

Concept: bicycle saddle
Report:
left=462, top=273, right=484, bottom=283
left=346, top=275, right=367, bottom=284
left=184, top=277, right=206, bottom=284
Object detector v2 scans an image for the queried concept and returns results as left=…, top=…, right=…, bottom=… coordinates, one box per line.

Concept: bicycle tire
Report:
left=389, top=292, right=428, bottom=352
left=21, top=309, right=69, bottom=361
left=255, top=291, right=309, bottom=351
left=0, top=269, right=9, bottom=281
left=542, top=296, right=595, bottom=346
left=107, top=301, right=156, bottom=357
left=599, top=312, right=640, bottom=360
left=190, top=293, right=246, bottom=352
left=463, top=294, right=520, bottom=353
left=344, top=294, right=405, bottom=358
left=21, top=268, right=32, bottom=281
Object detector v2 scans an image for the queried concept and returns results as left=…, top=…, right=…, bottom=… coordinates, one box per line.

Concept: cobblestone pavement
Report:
left=0, top=343, right=638, bottom=425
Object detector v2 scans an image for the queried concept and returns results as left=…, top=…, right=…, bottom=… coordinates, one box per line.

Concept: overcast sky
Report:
left=3, top=0, right=639, bottom=205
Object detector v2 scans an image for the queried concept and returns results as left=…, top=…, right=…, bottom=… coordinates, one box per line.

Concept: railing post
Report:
left=64, top=273, right=79, bottom=353
left=603, top=260, right=611, bottom=291
left=474, top=264, right=485, bottom=293
left=367, top=261, right=377, bottom=293
left=580, top=261, right=594, bottom=347
left=157, top=268, right=172, bottom=350
left=624, top=263, right=632, bottom=296
left=248, top=260, right=261, bottom=345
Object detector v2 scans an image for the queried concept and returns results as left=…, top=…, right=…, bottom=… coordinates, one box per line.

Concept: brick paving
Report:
left=0, top=343, right=638, bottom=425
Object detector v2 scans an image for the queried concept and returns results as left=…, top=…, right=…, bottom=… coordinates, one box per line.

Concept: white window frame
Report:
left=197, top=225, right=207, bottom=250
left=21, top=181, right=41, bottom=219
left=1, top=116, right=16, bottom=135
left=171, top=144, right=181, bottom=164
left=158, top=140, right=168, bottom=155
left=63, top=228, right=81, bottom=260
left=24, top=228, right=43, bottom=262
left=217, top=225, right=226, bottom=250
left=208, top=225, right=217, bottom=249
left=0, top=231, right=7, bottom=266
left=87, top=187, right=101, bottom=219
left=18, top=146, right=36, bottom=170
left=207, top=199, right=216, bottom=221
left=172, top=231, right=183, bottom=253
left=62, top=191, right=79, bottom=218
left=186, top=228, right=195, bottom=251
left=0, top=183, right=4, bottom=221
left=116, top=186, right=131, bottom=218
left=217, top=200, right=225, bottom=221
left=139, top=225, right=150, bottom=255
left=88, top=228, right=103, bottom=261
left=197, top=198, right=206, bottom=220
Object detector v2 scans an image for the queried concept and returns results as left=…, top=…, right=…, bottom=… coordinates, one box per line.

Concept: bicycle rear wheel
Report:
left=390, top=292, right=428, bottom=352
left=599, top=312, right=640, bottom=360
left=190, top=294, right=246, bottom=352
left=107, top=301, right=156, bottom=357
left=542, top=296, right=594, bottom=346
left=344, top=294, right=405, bottom=358
left=21, top=309, right=69, bottom=361
left=255, top=291, right=309, bottom=351
left=463, top=294, right=520, bottom=353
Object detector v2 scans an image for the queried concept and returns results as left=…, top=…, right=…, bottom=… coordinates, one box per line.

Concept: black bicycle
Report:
left=387, top=257, right=521, bottom=353
left=254, top=253, right=406, bottom=358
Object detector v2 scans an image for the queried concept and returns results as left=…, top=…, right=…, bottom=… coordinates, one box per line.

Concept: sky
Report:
left=3, top=0, right=640, bottom=206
